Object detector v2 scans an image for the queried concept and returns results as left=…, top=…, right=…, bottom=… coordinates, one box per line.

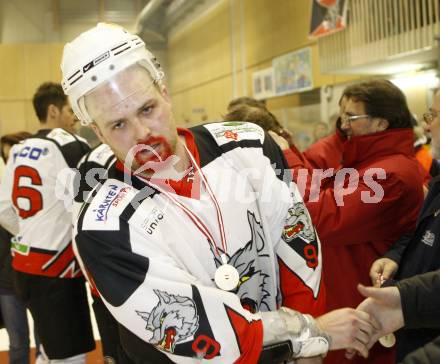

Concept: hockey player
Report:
left=62, top=23, right=377, bottom=363
left=0, top=83, right=95, bottom=363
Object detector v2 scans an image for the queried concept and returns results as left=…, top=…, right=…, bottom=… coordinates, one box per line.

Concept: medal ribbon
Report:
left=137, top=145, right=229, bottom=265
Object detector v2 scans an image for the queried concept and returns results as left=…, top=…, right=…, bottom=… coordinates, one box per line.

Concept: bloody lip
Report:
left=134, top=136, right=172, bottom=167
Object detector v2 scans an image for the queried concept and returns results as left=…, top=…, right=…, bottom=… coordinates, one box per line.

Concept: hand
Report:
left=316, top=308, right=378, bottom=359
left=369, top=258, right=398, bottom=287
left=356, top=284, right=404, bottom=348
left=268, top=130, right=290, bottom=150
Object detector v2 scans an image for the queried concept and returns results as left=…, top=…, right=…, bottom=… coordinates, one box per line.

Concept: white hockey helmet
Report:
left=61, top=23, right=164, bottom=125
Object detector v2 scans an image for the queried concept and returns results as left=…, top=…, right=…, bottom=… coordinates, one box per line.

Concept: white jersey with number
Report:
left=0, top=128, right=90, bottom=278
left=73, top=123, right=325, bottom=363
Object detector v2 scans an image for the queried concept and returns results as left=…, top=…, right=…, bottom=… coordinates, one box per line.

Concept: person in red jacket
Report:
left=272, top=80, right=424, bottom=364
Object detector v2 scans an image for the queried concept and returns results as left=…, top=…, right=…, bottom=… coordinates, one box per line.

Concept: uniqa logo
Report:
left=93, top=184, right=119, bottom=222
left=142, top=208, right=164, bottom=235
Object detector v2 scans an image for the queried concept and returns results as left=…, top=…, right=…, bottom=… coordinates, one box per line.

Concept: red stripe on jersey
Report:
left=85, top=268, right=100, bottom=297
left=224, top=305, right=263, bottom=364
left=12, top=244, right=82, bottom=278
left=278, top=257, right=326, bottom=317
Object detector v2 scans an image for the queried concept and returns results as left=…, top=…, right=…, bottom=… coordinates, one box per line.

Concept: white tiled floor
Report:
left=0, top=286, right=100, bottom=350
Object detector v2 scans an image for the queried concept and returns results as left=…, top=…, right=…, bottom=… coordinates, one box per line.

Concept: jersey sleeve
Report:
left=46, top=128, right=91, bottom=169
left=261, top=134, right=326, bottom=317
left=74, top=193, right=263, bottom=363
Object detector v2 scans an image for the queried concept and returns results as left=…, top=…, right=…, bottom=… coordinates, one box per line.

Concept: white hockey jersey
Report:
left=73, top=123, right=325, bottom=363
left=0, top=128, right=90, bottom=278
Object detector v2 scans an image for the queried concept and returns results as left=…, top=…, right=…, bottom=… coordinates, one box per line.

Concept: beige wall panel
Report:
left=172, top=75, right=232, bottom=125
left=0, top=43, right=64, bottom=137
left=244, top=0, right=313, bottom=68
left=1, top=0, right=49, bottom=43
left=168, top=1, right=231, bottom=93
left=24, top=44, right=52, bottom=98
left=24, top=43, right=63, bottom=99
left=0, top=45, right=26, bottom=100
left=266, top=93, right=300, bottom=111
left=0, top=101, right=27, bottom=135
left=25, top=102, right=40, bottom=133
left=401, top=84, right=429, bottom=120
left=49, top=44, right=65, bottom=82
left=310, top=45, right=334, bottom=87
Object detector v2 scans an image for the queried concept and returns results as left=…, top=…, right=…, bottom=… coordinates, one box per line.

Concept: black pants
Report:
left=92, top=295, right=135, bottom=364
left=14, top=271, right=95, bottom=359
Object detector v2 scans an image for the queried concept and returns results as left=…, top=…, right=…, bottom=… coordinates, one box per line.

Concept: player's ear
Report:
left=160, top=85, right=171, bottom=103
left=47, top=104, right=60, bottom=120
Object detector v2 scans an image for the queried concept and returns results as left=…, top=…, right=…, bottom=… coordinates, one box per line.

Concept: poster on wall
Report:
left=272, top=47, right=313, bottom=96
left=309, top=0, right=347, bottom=39
left=252, top=67, right=275, bottom=100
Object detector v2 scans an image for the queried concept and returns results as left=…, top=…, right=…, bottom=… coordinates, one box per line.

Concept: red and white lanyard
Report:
left=139, top=146, right=228, bottom=263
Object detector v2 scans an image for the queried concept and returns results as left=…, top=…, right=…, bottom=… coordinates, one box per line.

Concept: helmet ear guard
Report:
left=61, top=23, right=164, bottom=126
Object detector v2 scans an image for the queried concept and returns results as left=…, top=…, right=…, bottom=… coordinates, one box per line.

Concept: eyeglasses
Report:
left=340, top=114, right=371, bottom=124
left=423, top=109, right=439, bottom=125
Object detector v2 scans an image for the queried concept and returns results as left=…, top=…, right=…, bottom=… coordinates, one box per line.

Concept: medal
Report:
left=215, top=263, right=240, bottom=291
left=379, top=333, right=396, bottom=348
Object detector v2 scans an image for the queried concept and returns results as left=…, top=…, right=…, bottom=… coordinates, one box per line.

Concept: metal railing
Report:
left=318, top=0, right=440, bottom=73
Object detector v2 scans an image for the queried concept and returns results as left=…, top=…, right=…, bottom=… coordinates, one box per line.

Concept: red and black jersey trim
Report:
left=277, top=256, right=325, bottom=317
left=224, top=304, right=263, bottom=364
left=12, top=243, right=81, bottom=278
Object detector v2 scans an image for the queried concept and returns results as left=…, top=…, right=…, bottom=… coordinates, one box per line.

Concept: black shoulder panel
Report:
left=76, top=190, right=155, bottom=307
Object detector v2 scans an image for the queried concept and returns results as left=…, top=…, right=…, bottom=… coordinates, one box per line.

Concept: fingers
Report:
left=357, top=318, right=375, bottom=338
left=351, top=306, right=373, bottom=326
left=382, top=263, right=397, bottom=281
left=345, top=349, right=356, bottom=360
left=367, top=312, right=381, bottom=332
left=370, top=259, right=398, bottom=287
left=350, top=338, right=369, bottom=359
left=369, top=260, right=384, bottom=287
left=345, top=309, right=373, bottom=358
left=355, top=327, right=370, bottom=346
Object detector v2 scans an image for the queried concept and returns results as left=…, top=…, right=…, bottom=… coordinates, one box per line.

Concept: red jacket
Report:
left=304, top=131, right=345, bottom=170
left=284, top=128, right=424, bottom=364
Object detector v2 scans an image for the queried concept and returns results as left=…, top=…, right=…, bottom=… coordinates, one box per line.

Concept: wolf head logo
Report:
left=136, top=290, right=199, bottom=353
left=212, top=211, right=270, bottom=312
left=282, top=202, right=315, bottom=243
